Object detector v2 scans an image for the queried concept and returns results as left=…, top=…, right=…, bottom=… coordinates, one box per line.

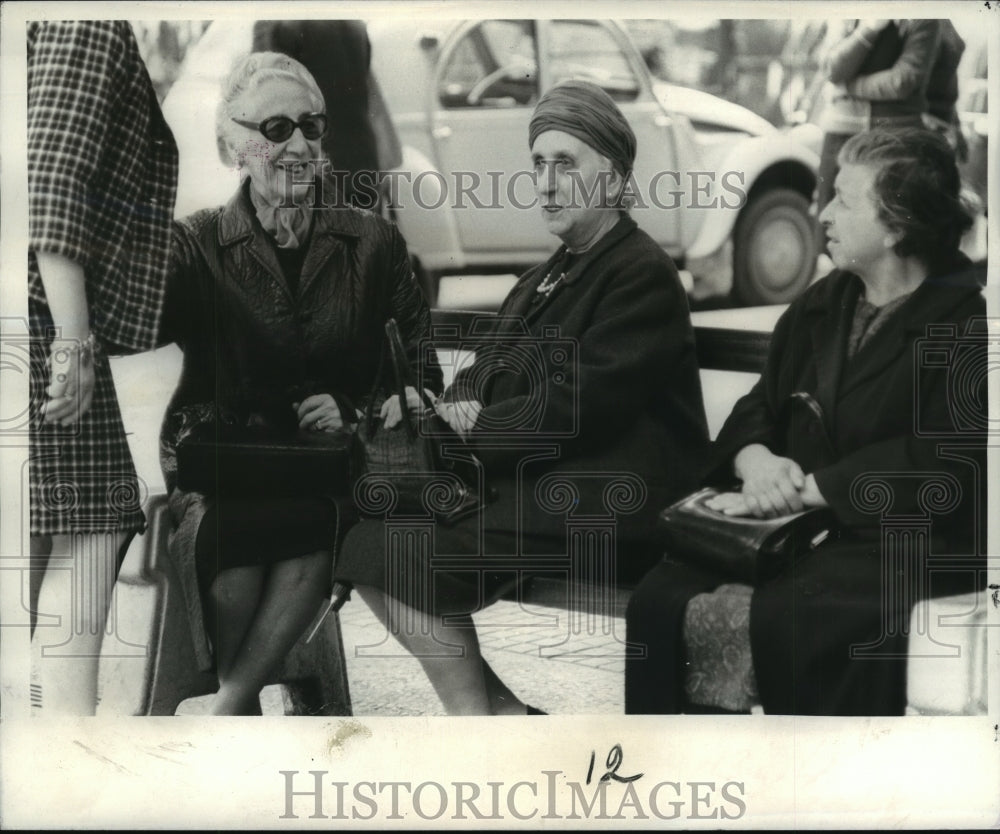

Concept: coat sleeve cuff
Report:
left=812, top=464, right=867, bottom=526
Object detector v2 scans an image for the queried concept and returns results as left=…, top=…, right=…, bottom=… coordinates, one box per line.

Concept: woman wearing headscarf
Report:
left=626, top=128, right=985, bottom=715
left=334, top=80, right=709, bottom=715
left=159, top=52, right=440, bottom=714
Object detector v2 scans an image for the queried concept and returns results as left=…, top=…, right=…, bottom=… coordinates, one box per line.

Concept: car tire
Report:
left=733, top=188, right=818, bottom=306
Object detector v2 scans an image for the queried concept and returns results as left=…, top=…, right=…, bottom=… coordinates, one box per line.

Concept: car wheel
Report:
left=733, top=188, right=817, bottom=305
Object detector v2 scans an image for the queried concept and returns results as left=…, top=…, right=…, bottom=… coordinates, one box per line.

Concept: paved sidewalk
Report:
left=337, top=597, right=627, bottom=716
left=176, top=599, right=627, bottom=716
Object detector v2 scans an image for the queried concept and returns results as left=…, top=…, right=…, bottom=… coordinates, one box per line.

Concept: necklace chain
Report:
left=535, top=251, right=573, bottom=297
left=535, top=269, right=566, bottom=297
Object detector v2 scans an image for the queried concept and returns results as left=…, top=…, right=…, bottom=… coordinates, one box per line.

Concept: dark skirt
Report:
left=333, top=515, right=565, bottom=617
left=625, top=534, right=981, bottom=716
left=333, top=493, right=661, bottom=618
left=193, top=495, right=339, bottom=591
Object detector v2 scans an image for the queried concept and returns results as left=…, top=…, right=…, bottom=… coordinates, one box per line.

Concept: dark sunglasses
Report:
left=231, top=112, right=328, bottom=143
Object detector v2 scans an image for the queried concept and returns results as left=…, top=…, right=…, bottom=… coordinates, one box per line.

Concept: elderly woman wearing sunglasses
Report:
left=157, top=52, right=440, bottom=714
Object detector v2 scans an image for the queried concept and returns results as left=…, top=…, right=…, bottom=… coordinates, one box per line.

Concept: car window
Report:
left=547, top=20, right=640, bottom=102
left=438, top=20, right=538, bottom=109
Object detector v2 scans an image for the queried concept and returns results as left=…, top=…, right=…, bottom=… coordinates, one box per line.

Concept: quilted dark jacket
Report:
left=158, top=179, right=441, bottom=489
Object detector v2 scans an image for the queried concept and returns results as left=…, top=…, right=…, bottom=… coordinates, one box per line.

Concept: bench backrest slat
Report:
left=429, top=308, right=772, bottom=373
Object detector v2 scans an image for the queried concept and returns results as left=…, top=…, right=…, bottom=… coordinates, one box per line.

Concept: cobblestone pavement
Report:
left=336, top=598, right=626, bottom=717
left=176, top=600, right=626, bottom=717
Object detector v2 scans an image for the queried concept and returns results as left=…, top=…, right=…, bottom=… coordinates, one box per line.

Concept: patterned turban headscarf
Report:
left=528, top=80, right=637, bottom=177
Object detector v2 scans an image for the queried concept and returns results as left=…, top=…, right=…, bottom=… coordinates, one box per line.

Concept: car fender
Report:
left=686, top=134, right=819, bottom=261
left=388, top=145, right=465, bottom=273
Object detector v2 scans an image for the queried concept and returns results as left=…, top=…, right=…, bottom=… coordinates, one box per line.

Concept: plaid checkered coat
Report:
left=28, top=20, right=178, bottom=350
left=28, top=21, right=177, bottom=535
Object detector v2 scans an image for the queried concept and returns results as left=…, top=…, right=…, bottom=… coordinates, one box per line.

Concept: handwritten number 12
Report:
left=587, top=744, right=643, bottom=784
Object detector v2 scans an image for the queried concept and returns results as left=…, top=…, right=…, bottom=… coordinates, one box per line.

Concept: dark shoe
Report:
left=527, top=705, right=547, bottom=715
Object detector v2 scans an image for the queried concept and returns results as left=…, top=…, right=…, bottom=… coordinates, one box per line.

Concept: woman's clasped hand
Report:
left=294, top=394, right=344, bottom=432
left=707, top=444, right=827, bottom=518
left=376, top=385, right=482, bottom=437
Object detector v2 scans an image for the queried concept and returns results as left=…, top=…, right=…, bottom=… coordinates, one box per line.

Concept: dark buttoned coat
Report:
left=450, top=215, right=710, bottom=552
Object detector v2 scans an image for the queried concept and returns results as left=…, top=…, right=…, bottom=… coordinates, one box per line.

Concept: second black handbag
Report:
left=657, top=487, right=836, bottom=583
left=658, top=391, right=840, bottom=583
left=353, top=318, right=488, bottom=524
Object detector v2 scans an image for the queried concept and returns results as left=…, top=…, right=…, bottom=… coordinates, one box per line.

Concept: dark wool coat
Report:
left=452, top=215, right=711, bottom=548
left=334, top=215, right=711, bottom=613
left=626, top=258, right=987, bottom=715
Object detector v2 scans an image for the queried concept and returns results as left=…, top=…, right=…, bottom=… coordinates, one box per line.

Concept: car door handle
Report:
left=432, top=125, right=453, bottom=139
left=654, top=114, right=672, bottom=128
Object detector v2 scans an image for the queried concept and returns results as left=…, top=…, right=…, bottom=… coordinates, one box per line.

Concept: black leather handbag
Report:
left=657, top=392, right=839, bottom=583
left=175, top=405, right=353, bottom=497
left=658, top=487, right=836, bottom=583
left=353, top=318, right=488, bottom=524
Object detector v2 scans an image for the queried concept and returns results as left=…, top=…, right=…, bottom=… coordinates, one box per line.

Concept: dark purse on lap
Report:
left=177, top=422, right=353, bottom=497
left=658, top=392, right=838, bottom=583
left=353, top=318, right=487, bottom=524
left=175, top=405, right=353, bottom=497
left=657, top=487, right=836, bottom=583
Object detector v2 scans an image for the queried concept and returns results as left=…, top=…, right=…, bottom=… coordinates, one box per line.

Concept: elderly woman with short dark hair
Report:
left=334, top=80, right=710, bottom=715
left=626, top=128, right=986, bottom=716
left=159, top=52, right=440, bottom=714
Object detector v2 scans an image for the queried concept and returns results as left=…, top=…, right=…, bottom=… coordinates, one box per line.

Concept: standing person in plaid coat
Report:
left=27, top=20, right=177, bottom=714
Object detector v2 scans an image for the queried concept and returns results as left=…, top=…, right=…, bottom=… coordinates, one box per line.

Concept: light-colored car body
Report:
left=163, top=18, right=821, bottom=304
left=369, top=18, right=819, bottom=304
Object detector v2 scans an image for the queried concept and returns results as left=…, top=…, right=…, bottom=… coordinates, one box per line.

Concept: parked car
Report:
left=163, top=18, right=821, bottom=305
